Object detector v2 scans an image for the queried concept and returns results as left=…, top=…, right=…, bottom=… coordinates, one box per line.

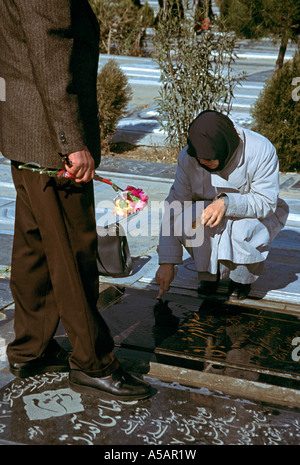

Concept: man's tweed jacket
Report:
left=0, top=0, right=101, bottom=169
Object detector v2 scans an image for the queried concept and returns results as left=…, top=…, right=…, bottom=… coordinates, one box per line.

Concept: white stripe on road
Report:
left=125, top=73, right=159, bottom=78
left=0, top=230, right=14, bottom=235
left=121, top=66, right=160, bottom=73
left=238, top=84, right=264, bottom=90
left=126, top=78, right=161, bottom=86
left=0, top=182, right=14, bottom=189
left=232, top=103, right=252, bottom=109
left=233, top=94, right=257, bottom=99
left=236, top=53, right=293, bottom=60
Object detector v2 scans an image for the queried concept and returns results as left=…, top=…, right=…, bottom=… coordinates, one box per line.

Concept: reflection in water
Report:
left=153, top=298, right=180, bottom=345
left=100, top=287, right=300, bottom=386
left=155, top=298, right=300, bottom=383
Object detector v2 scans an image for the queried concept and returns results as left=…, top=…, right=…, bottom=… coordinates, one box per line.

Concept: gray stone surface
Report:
left=0, top=368, right=300, bottom=446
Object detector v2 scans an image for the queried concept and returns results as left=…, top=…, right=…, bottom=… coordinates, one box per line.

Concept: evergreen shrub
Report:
left=251, top=51, right=300, bottom=172
left=97, top=59, right=132, bottom=144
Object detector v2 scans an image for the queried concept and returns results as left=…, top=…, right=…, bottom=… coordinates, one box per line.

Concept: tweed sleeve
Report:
left=14, top=0, right=86, bottom=155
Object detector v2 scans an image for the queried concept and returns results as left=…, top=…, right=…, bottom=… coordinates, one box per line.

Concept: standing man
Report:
left=156, top=110, right=289, bottom=300
left=0, top=0, right=150, bottom=400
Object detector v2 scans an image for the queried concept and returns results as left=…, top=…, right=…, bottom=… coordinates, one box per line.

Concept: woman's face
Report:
left=199, top=158, right=220, bottom=170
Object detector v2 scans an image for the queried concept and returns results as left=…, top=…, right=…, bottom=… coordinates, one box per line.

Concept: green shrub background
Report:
left=97, top=59, right=132, bottom=144
left=251, top=51, right=300, bottom=172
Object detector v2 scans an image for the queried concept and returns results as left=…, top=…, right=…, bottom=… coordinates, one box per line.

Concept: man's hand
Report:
left=201, top=198, right=226, bottom=228
left=155, top=264, right=175, bottom=299
left=65, top=148, right=95, bottom=183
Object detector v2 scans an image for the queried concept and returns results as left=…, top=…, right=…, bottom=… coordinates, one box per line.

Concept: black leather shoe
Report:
left=228, top=280, right=251, bottom=300
left=9, top=340, right=70, bottom=378
left=69, top=367, right=152, bottom=401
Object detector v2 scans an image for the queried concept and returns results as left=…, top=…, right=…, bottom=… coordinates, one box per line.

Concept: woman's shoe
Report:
left=228, top=280, right=251, bottom=300
left=197, top=280, right=219, bottom=295
left=198, top=271, right=220, bottom=296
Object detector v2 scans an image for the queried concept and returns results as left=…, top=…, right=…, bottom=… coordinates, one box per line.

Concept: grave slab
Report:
left=1, top=367, right=300, bottom=445
left=98, top=287, right=300, bottom=391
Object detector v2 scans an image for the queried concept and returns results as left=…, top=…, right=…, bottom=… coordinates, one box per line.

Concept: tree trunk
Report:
left=275, top=34, right=288, bottom=71
left=107, top=28, right=112, bottom=55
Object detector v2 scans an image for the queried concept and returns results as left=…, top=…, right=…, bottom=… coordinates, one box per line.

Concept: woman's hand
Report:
left=201, top=198, right=226, bottom=228
left=155, top=264, right=175, bottom=299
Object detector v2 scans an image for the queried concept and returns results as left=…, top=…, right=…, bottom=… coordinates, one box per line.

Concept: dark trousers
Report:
left=7, top=161, right=119, bottom=377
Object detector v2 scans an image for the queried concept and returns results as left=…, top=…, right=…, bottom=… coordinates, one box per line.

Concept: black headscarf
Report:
left=187, top=110, right=240, bottom=172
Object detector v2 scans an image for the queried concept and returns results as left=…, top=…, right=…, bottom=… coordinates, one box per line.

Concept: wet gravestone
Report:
left=99, top=287, right=300, bottom=388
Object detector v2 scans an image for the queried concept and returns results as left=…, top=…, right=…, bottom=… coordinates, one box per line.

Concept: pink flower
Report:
left=126, top=186, right=145, bottom=198
left=134, top=199, right=148, bottom=212
left=126, top=186, right=148, bottom=202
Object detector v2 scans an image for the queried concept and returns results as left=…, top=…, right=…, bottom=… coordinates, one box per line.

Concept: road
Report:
left=98, top=35, right=297, bottom=145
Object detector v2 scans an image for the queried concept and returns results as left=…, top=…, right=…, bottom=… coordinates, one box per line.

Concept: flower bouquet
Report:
left=113, top=186, right=148, bottom=217
left=18, top=164, right=148, bottom=218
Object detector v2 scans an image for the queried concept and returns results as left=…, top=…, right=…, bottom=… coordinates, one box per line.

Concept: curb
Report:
left=148, top=362, right=300, bottom=409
